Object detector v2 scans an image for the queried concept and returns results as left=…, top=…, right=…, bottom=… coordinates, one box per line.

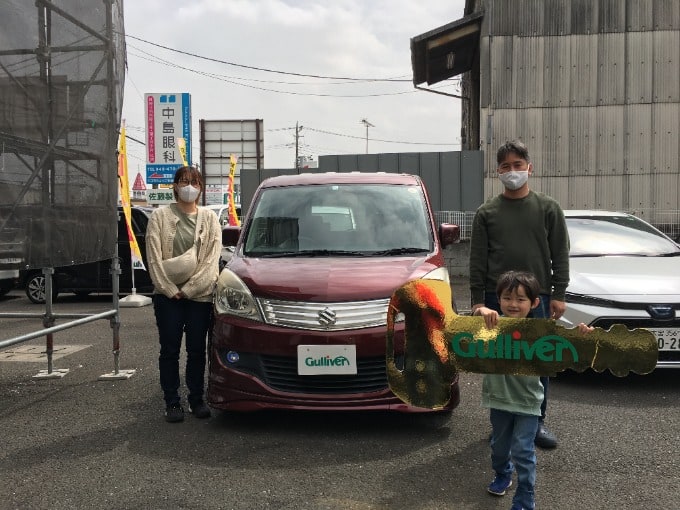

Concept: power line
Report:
left=126, top=48, right=417, bottom=98
left=304, top=127, right=458, bottom=146
left=126, top=51, right=415, bottom=98
left=125, top=35, right=461, bottom=98
left=125, top=123, right=458, bottom=148
left=128, top=43, right=401, bottom=87
left=125, top=33, right=411, bottom=82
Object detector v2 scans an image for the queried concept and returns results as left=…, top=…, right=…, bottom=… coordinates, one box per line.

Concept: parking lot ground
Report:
left=1, top=289, right=679, bottom=510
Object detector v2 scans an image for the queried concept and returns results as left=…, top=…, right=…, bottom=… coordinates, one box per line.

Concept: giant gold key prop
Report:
left=386, top=279, right=658, bottom=409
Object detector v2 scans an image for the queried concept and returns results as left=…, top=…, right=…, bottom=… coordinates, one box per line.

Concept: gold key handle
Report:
left=386, top=279, right=658, bottom=409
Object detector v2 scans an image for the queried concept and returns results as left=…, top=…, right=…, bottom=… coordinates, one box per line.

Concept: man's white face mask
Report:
left=498, top=170, right=529, bottom=190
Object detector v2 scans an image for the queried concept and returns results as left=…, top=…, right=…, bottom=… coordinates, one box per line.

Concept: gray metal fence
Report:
left=434, top=211, right=476, bottom=241
left=626, top=209, right=680, bottom=242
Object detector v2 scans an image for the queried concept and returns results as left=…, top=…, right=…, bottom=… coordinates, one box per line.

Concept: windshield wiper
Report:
left=250, top=251, right=298, bottom=257
left=571, top=252, right=680, bottom=257
left=370, top=247, right=430, bottom=256
left=261, top=249, right=367, bottom=258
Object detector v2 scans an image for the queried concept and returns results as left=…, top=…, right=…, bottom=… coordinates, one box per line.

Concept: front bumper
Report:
left=208, top=314, right=460, bottom=412
left=560, top=302, right=680, bottom=368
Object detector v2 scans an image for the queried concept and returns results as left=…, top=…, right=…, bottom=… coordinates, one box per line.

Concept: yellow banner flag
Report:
left=177, top=137, right=188, bottom=166
left=227, top=154, right=240, bottom=226
left=118, top=121, right=146, bottom=271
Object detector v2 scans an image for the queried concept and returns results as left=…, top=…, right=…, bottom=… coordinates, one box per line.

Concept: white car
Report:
left=205, top=204, right=241, bottom=268
left=205, top=203, right=241, bottom=227
left=559, top=210, right=680, bottom=368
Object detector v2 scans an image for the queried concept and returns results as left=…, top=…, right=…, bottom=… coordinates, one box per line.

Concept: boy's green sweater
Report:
left=482, top=374, right=544, bottom=415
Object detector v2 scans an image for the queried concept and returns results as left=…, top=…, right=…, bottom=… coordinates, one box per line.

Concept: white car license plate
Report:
left=649, top=328, right=680, bottom=351
left=297, top=345, right=357, bottom=375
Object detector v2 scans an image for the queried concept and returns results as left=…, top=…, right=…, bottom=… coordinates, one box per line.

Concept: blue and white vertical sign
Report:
left=145, top=93, right=191, bottom=184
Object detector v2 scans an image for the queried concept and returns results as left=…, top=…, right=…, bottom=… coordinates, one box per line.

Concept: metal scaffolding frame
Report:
left=0, top=0, right=135, bottom=380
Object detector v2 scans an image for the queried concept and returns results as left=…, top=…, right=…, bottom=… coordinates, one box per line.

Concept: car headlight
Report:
left=420, top=266, right=455, bottom=313
left=420, top=266, right=450, bottom=283
left=214, top=269, right=263, bottom=321
left=386, top=266, right=451, bottom=323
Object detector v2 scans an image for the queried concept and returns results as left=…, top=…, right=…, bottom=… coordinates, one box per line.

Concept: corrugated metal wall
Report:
left=475, top=0, right=680, bottom=217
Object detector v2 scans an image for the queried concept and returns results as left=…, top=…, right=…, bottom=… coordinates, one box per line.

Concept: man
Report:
left=469, top=139, right=570, bottom=449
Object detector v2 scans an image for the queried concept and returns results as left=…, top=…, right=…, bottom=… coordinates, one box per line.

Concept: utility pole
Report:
left=295, top=122, right=303, bottom=169
left=361, top=118, right=374, bottom=154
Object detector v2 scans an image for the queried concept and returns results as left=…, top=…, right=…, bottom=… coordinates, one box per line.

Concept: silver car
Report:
left=205, top=204, right=241, bottom=268
left=559, top=210, right=680, bottom=368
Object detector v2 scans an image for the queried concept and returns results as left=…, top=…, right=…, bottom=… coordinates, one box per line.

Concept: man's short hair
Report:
left=496, top=140, right=530, bottom=165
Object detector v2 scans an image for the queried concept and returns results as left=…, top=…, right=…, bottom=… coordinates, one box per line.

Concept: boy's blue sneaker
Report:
left=487, top=475, right=512, bottom=496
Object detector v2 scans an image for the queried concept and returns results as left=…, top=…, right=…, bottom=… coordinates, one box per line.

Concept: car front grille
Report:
left=220, top=351, right=405, bottom=395
left=257, top=297, right=391, bottom=331
left=260, top=354, right=401, bottom=394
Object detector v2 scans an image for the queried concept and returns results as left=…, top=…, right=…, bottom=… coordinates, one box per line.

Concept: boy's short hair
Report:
left=496, top=140, right=530, bottom=165
left=496, top=270, right=540, bottom=302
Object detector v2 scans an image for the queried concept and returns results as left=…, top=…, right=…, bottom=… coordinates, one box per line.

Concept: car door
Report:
left=110, top=207, right=153, bottom=292
left=222, top=207, right=238, bottom=227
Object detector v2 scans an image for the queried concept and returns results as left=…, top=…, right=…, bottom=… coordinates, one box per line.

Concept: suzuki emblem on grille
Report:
left=318, top=307, right=337, bottom=326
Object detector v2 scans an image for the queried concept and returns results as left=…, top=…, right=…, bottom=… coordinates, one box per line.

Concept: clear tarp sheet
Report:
left=0, top=0, right=125, bottom=270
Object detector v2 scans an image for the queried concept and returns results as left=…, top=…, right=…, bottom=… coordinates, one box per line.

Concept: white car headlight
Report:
left=214, top=269, right=263, bottom=321
left=386, top=267, right=451, bottom=323
left=420, top=266, right=451, bottom=283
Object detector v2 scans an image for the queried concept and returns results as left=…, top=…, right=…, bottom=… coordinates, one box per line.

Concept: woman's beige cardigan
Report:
left=146, top=205, right=222, bottom=301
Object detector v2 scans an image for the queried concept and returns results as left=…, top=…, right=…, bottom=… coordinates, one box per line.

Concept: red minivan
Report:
left=208, top=172, right=460, bottom=414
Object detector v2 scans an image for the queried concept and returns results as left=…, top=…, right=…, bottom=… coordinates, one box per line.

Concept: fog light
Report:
left=226, top=351, right=240, bottom=363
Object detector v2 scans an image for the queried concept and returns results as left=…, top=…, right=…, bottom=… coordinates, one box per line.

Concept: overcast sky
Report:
left=121, top=0, right=466, bottom=179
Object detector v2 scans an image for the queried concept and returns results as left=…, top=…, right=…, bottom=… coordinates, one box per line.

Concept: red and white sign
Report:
left=132, top=172, right=146, bottom=191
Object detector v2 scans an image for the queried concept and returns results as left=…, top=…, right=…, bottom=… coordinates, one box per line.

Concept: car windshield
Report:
left=567, top=215, right=680, bottom=257
left=243, top=183, right=433, bottom=256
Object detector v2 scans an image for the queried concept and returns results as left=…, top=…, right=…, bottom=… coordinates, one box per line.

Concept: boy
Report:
left=473, top=270, right=590, bottom=510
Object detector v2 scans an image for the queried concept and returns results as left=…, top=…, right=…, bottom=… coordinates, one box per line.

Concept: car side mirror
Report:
left=439, top=223, right=460, bottom=248
left=222, top=226, right=241, bottom=247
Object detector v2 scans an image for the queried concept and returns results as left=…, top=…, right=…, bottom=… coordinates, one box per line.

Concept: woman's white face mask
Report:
left=498, top=170, right=529, bottom=190
left=177, top=184, right=200, bottom=203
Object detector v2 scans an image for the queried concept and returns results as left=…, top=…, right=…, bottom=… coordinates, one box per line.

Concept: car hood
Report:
left=230, top=256, right=439, bottom=302
left=568, top=256, right=680, bottom=302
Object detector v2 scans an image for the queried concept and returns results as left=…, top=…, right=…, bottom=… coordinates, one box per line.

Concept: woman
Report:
left=146, top=166, right=222, bottom=423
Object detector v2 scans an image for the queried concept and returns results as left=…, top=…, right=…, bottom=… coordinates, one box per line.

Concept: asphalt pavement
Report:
left=1, top=288, right=679, bottom=510
left=450, top=276, right=471, bottom=314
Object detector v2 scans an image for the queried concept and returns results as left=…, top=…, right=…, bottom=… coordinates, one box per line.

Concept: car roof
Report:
left=204, top=204, right=240, bottom=209
left=563, top=209, right=632, bottom=218
left=259, top=172, right=422, bottom=188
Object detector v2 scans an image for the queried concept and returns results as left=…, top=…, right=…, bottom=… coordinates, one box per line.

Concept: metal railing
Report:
left=434, top=211, right=476, bottom=241
left=626, top=209, right=680, bottom=242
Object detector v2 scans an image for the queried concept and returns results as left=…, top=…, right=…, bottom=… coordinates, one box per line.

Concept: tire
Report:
left=24, top=273, right=59, bottom=304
